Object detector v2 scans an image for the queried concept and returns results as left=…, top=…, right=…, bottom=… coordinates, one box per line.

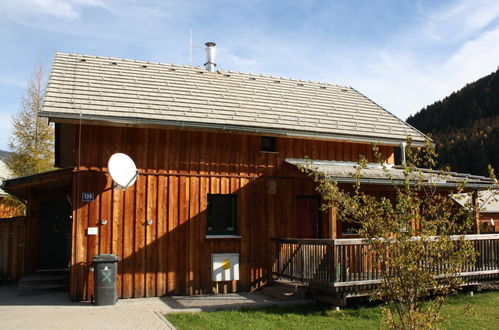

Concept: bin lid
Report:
left=92, top=254, right=119, bottom=263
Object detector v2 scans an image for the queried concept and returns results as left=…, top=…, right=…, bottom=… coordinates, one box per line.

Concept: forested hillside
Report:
left=407, top=68, right=499, bottom=176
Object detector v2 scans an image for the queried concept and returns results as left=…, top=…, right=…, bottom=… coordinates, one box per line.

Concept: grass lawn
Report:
left=166, top=290, right=499, bottom=330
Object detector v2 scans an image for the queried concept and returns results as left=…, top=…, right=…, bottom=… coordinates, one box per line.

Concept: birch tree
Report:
left=300, top=140, right=489, bottom=329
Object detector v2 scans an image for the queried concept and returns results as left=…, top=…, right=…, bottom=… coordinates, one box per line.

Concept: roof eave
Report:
left=2, top=168, right=73, bottom=200
left=40, top=111, right=427, bottom=147
left=333, top=177, right=494, bottom=189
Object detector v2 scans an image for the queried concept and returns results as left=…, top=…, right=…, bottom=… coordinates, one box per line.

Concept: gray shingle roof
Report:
left=286, top=158, right=496, bottom=189
left=41, top=52, right=427, bottom=145
left=454, top=191, right=499, bottom=213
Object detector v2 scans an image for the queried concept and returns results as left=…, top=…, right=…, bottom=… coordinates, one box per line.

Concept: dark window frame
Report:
left=206, top=194, right=238, bottom=235
left=261, top=136, right=277, bottom=152
left=394, top=146, right=402, bottom=165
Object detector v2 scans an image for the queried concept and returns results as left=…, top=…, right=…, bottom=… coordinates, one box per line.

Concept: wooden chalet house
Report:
left=2, top=47, right=498, bottom=301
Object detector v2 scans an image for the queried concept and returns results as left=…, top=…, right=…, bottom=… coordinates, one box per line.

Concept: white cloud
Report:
left=443, top=26, right=499, bottom=81
left=350, top=22, right=499, bottom=119
left=220, top=50, right=261, bottom=73
left=423, top=0, right=499, bottom=43
left=0, top=0, right=175, bottom=24
left=0, top=0, right=110, bottom=22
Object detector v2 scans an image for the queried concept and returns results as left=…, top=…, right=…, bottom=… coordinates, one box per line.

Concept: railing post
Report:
left=274, top=238, right=280, bottom=276
left=300, top=243, right=304, bottom=283
left=330, top=240, right=336, bottom=286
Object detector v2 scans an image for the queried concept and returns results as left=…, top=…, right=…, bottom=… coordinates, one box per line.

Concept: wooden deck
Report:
left=272, top=234, right=499, bottom=295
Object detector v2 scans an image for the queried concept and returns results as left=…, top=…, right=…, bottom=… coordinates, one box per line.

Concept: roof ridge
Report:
left=55, top=52, right=350, bottom=89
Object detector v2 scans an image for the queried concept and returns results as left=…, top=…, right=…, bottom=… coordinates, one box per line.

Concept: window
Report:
left=341, top=220, right=362, bottom=235
left=207, top=194, right=238, bottom=235
left=261, top=136, right=276, bottom=152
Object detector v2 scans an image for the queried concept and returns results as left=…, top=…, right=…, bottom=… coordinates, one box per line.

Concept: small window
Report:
left=341, top=220, right=362, bottom=235
left=207, top=194, right=238, bottom=235
left=261, top=136, right=276, bottom=152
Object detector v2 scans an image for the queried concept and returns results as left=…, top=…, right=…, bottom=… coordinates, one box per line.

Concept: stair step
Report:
left=273, top=279, right=308, bottom=289
left=262, top=281, right=308, bottom=301
left=17, top=270, right=69, bottom=296
left=20, top=276, right=69, bottom=284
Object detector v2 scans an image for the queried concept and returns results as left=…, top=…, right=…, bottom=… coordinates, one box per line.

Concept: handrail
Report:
left=274, top=234, right=499, bottom=245
left=272, top=234, right=499, bottom=293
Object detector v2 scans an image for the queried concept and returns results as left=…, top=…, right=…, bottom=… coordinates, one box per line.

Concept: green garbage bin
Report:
left=92, top=254, right=118, bottom=306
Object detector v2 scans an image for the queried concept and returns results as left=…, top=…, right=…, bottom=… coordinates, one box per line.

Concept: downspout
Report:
left=400, top=142, right=407, bottom=165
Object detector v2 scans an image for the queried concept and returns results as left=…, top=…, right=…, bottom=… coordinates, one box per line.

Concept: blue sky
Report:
left=1, top=0, right=499, bottom=150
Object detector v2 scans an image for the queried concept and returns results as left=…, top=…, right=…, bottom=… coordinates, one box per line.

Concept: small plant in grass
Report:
left=299, top=139, right=496, bottom=329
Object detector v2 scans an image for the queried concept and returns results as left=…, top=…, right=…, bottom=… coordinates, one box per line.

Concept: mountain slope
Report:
left=407, top=69, right=499, bottom=176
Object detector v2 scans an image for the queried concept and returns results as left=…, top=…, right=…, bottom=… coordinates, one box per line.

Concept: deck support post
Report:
left=329, top=207, right=337, bottom=239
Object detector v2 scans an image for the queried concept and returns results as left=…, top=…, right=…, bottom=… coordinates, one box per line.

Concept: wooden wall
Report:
left=0, top=217, right=27, bottom=281
left=70, top=124, right=395, bottom=300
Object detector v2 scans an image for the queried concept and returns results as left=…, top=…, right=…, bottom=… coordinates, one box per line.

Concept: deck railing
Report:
left=272, top=234, right=499, bottom=293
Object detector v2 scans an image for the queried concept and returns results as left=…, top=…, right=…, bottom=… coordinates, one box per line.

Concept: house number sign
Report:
left=82, top=192, right=95, bottom=202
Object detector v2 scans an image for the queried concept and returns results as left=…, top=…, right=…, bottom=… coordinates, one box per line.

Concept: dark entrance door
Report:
left=295, top=196, right=320, bottom=238
left=37, top=201, right=71, bottom=269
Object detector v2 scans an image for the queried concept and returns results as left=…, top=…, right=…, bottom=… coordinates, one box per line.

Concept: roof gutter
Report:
left=331, top=177, right=494, bottom=189
left=40, top=112, right=427, bottom=147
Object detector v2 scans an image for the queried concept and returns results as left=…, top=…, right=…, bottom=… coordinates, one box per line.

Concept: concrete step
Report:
left=18, top=270, right=69, bottom=296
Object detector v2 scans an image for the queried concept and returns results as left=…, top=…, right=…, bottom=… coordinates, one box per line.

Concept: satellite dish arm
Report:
left=122, top=170, right=139, bottom=190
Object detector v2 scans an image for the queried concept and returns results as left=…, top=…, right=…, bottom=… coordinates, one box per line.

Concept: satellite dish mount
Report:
left=108, top=153, right=138, bottom=191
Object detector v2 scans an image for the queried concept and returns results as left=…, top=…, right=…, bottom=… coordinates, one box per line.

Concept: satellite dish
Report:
left=108, top=153, right=138, bottom=190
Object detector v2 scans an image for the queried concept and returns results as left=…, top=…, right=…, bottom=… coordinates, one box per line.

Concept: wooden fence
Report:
left=0, top=217, right=28, bottom=281
left=272, top=234, right=499, bottom=294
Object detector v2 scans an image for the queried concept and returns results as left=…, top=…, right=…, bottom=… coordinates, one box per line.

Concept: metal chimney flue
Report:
left=204, top=42, right=216, bottom=72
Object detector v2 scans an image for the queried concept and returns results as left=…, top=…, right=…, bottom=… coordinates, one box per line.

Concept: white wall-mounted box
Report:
left=212, top=253, right=239, bottom=281
left=87, top=227, right=98, bottom=235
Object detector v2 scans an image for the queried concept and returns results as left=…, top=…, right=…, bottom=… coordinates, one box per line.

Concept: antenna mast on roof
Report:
left=189, top=29, right=192, bottom=65
left=188, top=30, right=204, bottom=66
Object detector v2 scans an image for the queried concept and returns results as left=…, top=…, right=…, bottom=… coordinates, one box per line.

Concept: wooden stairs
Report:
left=261, top=279, right=308, bottom=300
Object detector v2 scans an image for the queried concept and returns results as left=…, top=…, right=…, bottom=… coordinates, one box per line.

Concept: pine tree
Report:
left=7, top=65, right=54, bottom=176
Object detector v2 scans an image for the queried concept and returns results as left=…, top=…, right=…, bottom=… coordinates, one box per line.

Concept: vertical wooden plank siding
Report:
left=70, top=125, right=395, bottom=300
left=0, top=217, right=28, bottom=281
